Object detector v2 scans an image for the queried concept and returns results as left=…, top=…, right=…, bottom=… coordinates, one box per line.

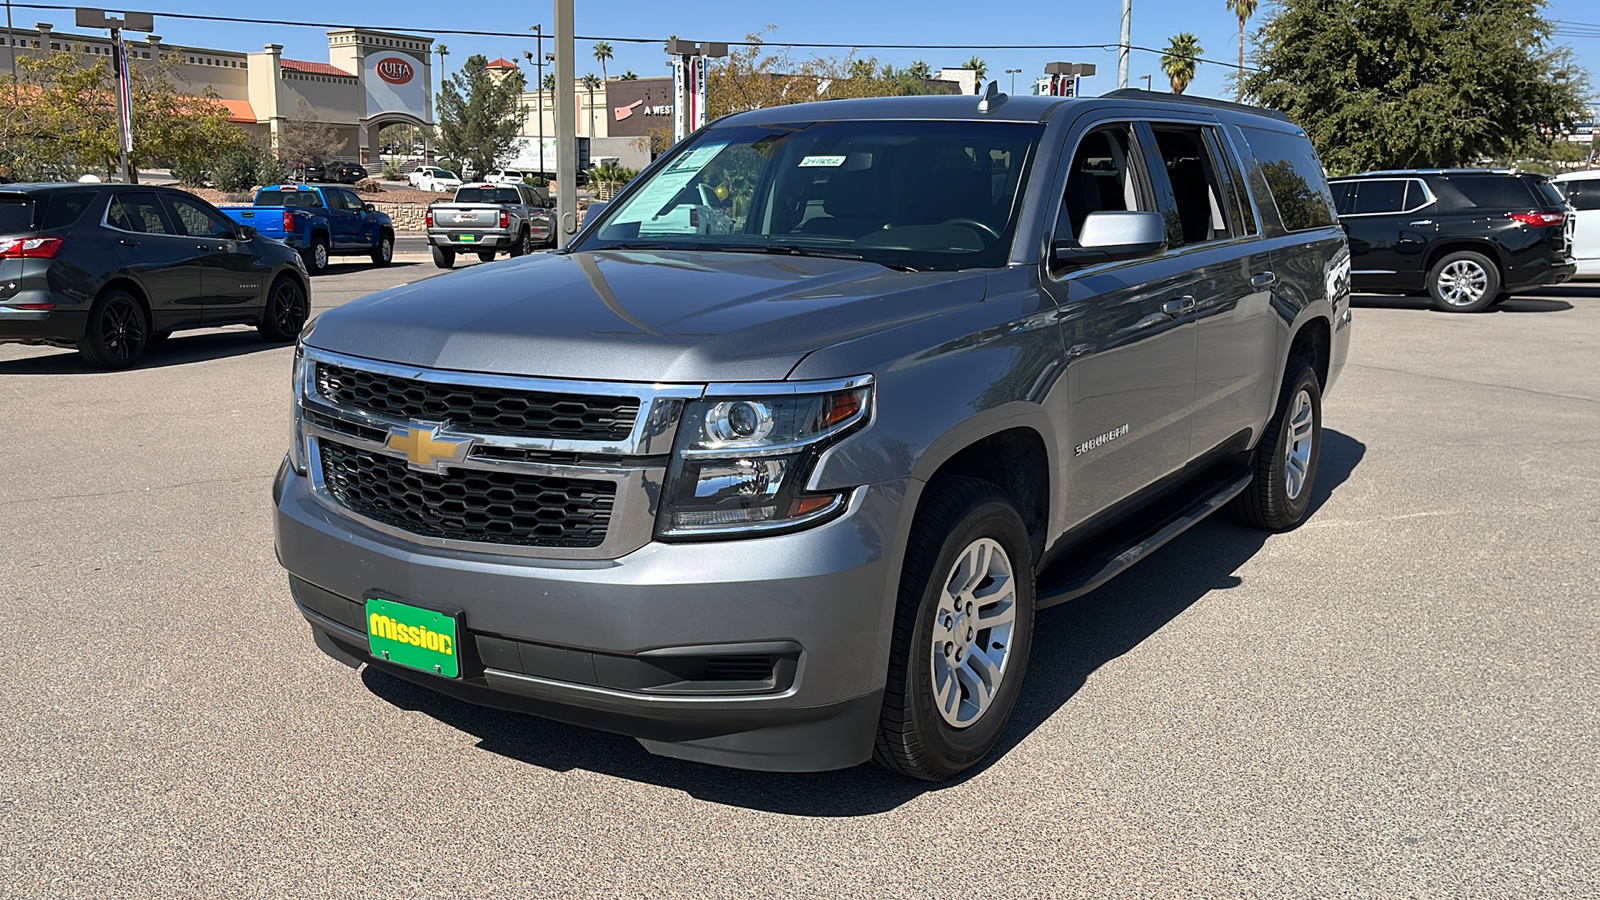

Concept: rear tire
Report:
left=873, top=476, right=1035, bottom=782
left=509, top=227, right=531, bottom=257
left=302, top=236, right=330, bottom=276
left=370, top=232, right=393, bottom=267
left=477, top=251, right=496, bottom=263
left=431, top=246, right=455, bottom=269
left=1230, top=357, right=1322, bottom=531
left=1428, top=250, right=1500, bottom=313
left=257, top=276, right=308, bottom=343
left=79, top=289, right=149, bottom=370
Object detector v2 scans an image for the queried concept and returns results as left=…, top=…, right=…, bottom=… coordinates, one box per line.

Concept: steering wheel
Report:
left=940, top=217, right=1001, bottom=241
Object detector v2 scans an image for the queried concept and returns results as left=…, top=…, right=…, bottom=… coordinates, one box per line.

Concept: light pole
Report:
left=1119, top=0, right=1131, bottom=89
left=76, top=7, right=152, bottom=183
left=528, top=24, right=549, bottom=177
left=1140, top=74, right=1152, bottom=91
left=1005, top=68, right=1021, bottom=94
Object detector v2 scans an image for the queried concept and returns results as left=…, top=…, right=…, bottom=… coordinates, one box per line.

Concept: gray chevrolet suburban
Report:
left=274, top=87, right=1351, bottom=781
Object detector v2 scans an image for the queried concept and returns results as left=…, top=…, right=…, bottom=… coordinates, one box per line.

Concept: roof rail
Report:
left=1101, top=88, right=1291, bottom=123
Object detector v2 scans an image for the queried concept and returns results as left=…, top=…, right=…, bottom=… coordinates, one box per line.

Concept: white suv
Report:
left=1551, top=171, right=1600, bottom=279
left=409, top=166, right=463, bottom=193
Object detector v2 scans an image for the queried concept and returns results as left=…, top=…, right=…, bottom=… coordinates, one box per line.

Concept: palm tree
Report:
left=908, top=60, right=932, bottom=80
left=620, top=70, right=638, bottom=81
left=436, top=43, right=449, bottom=82
left=964, top=55, right=987, bottom=93
left=581, top=73, right=601, bottom=136
left=593, top=41, right=613, bottom=81
left=1226, top=0, right=1258, bottom=102
left=1160, top=33, right=1203, bottom=95
left=543, top=73, right=556, bottom=92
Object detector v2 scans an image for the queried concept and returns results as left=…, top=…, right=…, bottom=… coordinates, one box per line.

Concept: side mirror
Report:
left=1053, top=211, right=1167, bottom=267
left=364, top=203, right=376, bottom=212
left=237, top=224, right=258, bottom=241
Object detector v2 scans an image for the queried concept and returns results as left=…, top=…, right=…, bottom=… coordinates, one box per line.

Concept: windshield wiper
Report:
left=708, top=243, right=919, bottom=272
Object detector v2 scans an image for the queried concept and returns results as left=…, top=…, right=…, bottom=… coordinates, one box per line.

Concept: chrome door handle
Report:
left=119, top=239, right=140, bottom=247
left=1250, top=272, right=1276, bottom=288
left=1162, top=296, right=1196, bottom=316
left=1409, top=219, right=1434, bottom=227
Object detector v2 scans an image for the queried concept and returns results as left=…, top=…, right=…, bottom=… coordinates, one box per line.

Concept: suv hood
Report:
left=306, top=249, right=988, bottom=382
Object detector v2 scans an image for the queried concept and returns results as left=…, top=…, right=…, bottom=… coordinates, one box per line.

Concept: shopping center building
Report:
left=1, top=23, right=435, bottom=163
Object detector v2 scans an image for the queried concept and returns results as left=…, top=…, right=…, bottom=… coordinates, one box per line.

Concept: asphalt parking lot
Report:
left=1, top=266, right=1596, bottom=897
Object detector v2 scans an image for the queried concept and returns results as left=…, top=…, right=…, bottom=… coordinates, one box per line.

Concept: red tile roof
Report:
left=217, top=98, right=257, bottom=123
left=280, top=58, right=354, bottom=78
left=487, top=57, right=520, bottom=69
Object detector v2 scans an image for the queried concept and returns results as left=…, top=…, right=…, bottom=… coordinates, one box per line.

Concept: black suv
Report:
left=334, top=163, right=368, bottom=184
left=0, top=183, right=310, bottom=369
left=1328, top=169, right=1575, bottom=312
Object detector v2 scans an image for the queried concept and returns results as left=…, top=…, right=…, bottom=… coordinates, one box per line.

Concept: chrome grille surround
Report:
left=296, top=346, right=699, bottom=560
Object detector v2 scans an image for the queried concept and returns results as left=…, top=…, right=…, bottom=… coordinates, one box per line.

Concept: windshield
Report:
left=455, top=187, right=523, bottom=204
left=576, top=120, right=1044, bottom=271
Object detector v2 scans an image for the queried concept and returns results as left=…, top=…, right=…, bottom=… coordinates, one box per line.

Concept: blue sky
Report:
left=40, top=0, right=1600, bottom=107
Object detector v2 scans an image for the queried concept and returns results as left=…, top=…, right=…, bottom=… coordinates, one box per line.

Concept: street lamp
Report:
left=528, top=25, right=552, bottom=177
left=76, top=7, right=153, bottom=183
left=1140, top=74, right=1152, bottom=91
left=1005, top=68, right=1021, bottom=94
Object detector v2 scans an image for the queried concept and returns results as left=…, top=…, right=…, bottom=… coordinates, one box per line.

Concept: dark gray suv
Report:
left=274, top=88, right=1350, bottom=780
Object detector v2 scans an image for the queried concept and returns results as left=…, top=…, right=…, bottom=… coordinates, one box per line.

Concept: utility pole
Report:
left=554, top=0, right=575, bottom=246
left=1118, top=0, right=1131, bottom=89
left=530, top=24, right=546, bottom=178
left=77, top=7, right=153, bottom=183
left=6, top=0, right=17, bottom=106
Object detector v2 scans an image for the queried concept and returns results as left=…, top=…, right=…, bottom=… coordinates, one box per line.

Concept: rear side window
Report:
left=255, top=189, right=325, bottom=209
left=1531, top=180, right=1566, bottom=208
left=1564, top=178, right=1600, bottom=211
left=0, top=194, right=35, bottom=233
left=1330, top=182, right=1354, bottom=216
left=39, top=190, right=95, bottom=230
left=107, top=192, right=172, bottom=235
left=1349, top=180, right=1406, bottom=215
left=1444, top=176, right=1542, bottom=210
left=1239, top=126, right=1337, bottom=232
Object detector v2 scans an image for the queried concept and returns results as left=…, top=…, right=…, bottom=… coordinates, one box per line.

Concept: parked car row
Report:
left=292, top=163, right=369, bottom=185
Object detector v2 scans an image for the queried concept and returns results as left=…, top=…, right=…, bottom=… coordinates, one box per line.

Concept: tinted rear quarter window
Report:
left=1444, top=176, right=1542, bottom=210
left=1240, top=126, right=1336, bottom=232
left=0, top=194, right=35, bottom=233
left=1350, top=180, right=1406, bottom=215
left=38, top=190, right=96, bottom=230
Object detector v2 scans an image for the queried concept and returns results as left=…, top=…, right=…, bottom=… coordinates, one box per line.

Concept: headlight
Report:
left=657, top=378, right=873, bottom=539
left=288, top=343, right=309, bottom=474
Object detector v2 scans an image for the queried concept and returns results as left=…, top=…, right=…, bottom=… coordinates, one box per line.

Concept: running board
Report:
left=1034, top=467, right=1252, bottom=609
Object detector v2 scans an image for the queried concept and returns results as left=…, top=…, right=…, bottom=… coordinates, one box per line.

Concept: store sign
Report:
left=365, top=51, right=428, bottom=121
left=376, top=58, right=414, bottom=85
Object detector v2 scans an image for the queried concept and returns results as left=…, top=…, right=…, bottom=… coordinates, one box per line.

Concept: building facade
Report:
left=1, top=23, right=434, bottom=163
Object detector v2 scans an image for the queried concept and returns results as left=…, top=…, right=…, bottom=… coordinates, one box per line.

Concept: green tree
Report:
left=1161, top=33, right=1203, bottom=94
left=963, top=55, right=987, bottom=91
left=437, top=54, right=526, bottom=180
left=581, top=73, right=601, bottom=137
left=1226, top=0, right=1257, bottom=101
left=543, top=73, right=555, bottom=93
left=436, top=43, right=449, bottom=81
left=1245, top=0, right=1590, bottom=172
left=620, top=70, right=638, bottom=81
left=593, top=41, right=613, bottom=82
left=909, top=60, right=933, bottom=79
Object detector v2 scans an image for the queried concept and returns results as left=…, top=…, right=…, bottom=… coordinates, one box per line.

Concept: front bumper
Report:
left=273, top=462, right=906, bottom=771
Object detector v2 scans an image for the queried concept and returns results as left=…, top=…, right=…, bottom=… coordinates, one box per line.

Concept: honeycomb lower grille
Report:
left=318, top=441, right=615, bottom=548
left=315, top=362, right=640, bottom=441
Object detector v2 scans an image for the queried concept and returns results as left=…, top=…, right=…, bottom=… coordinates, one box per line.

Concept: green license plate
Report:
left=365, top=598, right=461, bottom=678
left=458, top=234, right=476, bottom=242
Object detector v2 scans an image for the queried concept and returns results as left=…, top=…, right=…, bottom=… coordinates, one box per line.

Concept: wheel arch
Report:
left=1286, top=314, right=1331, bottom=390
left=1425, top=240, right=1507, bottom=279
left=910, top=421, right=1053, bottom=563
left=97, top=276, right=152, bottom=322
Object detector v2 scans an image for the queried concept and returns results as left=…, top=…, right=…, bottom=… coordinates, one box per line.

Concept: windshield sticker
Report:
left=799, top=155, right=846, bottom=168
left=665, top=140, right=730, bottom=172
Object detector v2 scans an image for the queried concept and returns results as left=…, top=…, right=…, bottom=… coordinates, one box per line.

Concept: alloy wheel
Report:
left=272, top=282, right=305, bottom=334
left=1437, top=259, right=1488, bottom=307
left=314, top=243, right=329, bottom=271
left=100, top=296, right=145, bottom=362
left=930, top=537, right=1018, bottom=729
left=1284, top=389, right=1314, bottom=500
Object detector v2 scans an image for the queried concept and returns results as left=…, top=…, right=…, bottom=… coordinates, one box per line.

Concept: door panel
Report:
left=163, top=193, right=264, bottom=321
left=105, top=191, right=203, bottom=331
left=329, top=190, right=367, bottom=249
left=1042, top=120, right=1197, bottom=530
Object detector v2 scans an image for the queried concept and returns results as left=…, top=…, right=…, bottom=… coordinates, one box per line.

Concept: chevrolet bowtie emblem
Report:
left=385, top=423, right=472, bottom=471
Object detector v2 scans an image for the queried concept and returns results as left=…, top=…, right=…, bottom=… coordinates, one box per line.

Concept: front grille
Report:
left=315, top=362, right=640, bottom=441
left=319, top=441, right=615, bottom=548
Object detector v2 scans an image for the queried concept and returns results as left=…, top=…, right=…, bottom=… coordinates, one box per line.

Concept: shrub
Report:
left=527, top=174, right=549, bottom=188
left=212, top=149, right=260, bottom=193
left=257, top=152, right=290, bottom=187
left=170, top=157, right=209, bottom=187
left=381, top=160, right=403, bottom=180
left=353, top=177, right=383, bottom=194
left=433, top=158, right=462, bottom=178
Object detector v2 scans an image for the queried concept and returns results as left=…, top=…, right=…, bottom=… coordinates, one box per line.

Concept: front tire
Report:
left=1230, top=357, right=1322, bottom=531
left=431, top=246, right=455, bottom=269
left=79, top=289, right=149, bottom=370
left=874, top=476, right=1035, bottom=781
left=1428, top=250, right=1500, bottom=313
left=258, top=276, right=308, bottom=343
left=370, top=232, right=393, bottom=267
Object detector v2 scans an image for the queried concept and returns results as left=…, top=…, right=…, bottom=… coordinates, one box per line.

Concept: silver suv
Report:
left=274, top=88, right=1351, bottom=780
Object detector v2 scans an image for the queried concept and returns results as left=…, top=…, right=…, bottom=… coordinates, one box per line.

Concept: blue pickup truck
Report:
left=219, top=184, right=394, bottom=275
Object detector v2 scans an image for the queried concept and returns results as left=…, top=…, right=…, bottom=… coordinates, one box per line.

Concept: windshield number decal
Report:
left=799, top=155, right=847, bottom=168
